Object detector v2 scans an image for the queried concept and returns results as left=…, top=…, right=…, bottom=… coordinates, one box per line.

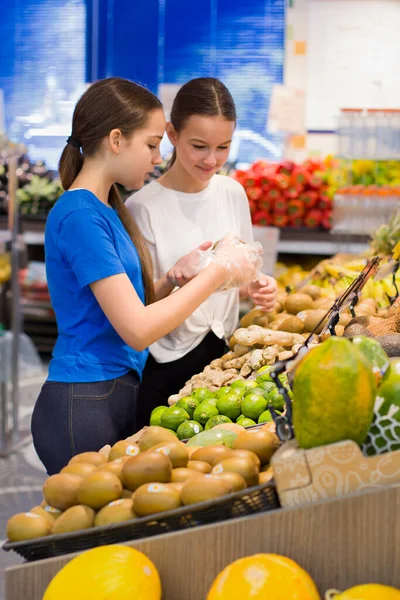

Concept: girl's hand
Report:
left=247, top=275, right=277, bottom=312
left=167, top=241, right=213, bottom=288
left=211, top=233, right=263, bottom=289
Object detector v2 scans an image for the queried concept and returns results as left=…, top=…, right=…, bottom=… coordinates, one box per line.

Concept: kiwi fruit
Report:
left=133, top=483, right=181, bottom=516
left=187, top=460, right=212, bottom=474
left=52, top=505, right=95, bottom=534
left=231, top=449, right=261, bottom=469
left=303, top=309, right=329, bottom=333
left=60, top=462, right=97, bottom=478
left=190, top=445, right=233, bottom=467
left=212, top=457, right=259, bottom=487
left=7, top=512, right=53, bottom=541
left=167, top=482, right=185, bottom=493
left=259, top=467, right=274, bottom=485
left=96, top=458, right=127, bottom=480
left=30, top=505, right=61, bottom=523
left=77, top=471, right=122, bottom=510
left=43, top=474, right=82, bottom=511
left=233, top=430, right=280, bottom=465
left=301, top=285, right=321, bottom=300
left=240, top=308, right=264, bottom=328
left=121, top=488, right=133, bottom=499
left=108, top=441, right=140, bottom=462
left=285, top=293, right=314, bottom=314
left=122, top=452, right=172, bottom=491
left=95, top=498, right=136, bottom=527
left=252, top=315, right=269, bottom=328
left=214, top=471, right=247, bottom=492
left=187, top=446, right=201, bottom=458
left=171, top=467, right=201, bottom=482
left=277, top=316, right=304, bottom=334
left=181, top=475, right=232, bottom=505
left=339, top=312, right=352, bottom=327
left=138, top=426, right=178, bottom=452
left=69, top=452, right=107, bottom=467
left=150, top=441, right=189, bottom=468
left=313, top=297, right=334, bottom=310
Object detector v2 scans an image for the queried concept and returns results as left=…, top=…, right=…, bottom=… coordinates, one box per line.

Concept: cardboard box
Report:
left=272, top=438, right=400, bottom=507
left=4, top=485, right=400, bottom=600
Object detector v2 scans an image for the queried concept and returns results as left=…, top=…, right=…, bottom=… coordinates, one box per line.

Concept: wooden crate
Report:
left=5, top=484, right=400, bottom=600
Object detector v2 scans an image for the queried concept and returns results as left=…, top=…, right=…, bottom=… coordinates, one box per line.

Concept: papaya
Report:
left=362, top=357, right=400, bottom=456
left=292, top=337, right=376, bottom=449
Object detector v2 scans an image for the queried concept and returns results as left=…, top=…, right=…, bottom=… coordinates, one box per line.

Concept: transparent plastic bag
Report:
left=0, top=330, right=43, bottom=383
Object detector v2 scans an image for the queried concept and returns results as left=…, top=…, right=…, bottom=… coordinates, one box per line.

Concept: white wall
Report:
left=283, top=0, right=400, bottom=160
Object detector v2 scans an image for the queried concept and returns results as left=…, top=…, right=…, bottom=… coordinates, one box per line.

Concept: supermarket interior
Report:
left=0, top=0, right=399, bottom=598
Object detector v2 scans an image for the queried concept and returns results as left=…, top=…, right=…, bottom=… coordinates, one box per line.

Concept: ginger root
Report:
left=234, top=326, right=304, bottom=348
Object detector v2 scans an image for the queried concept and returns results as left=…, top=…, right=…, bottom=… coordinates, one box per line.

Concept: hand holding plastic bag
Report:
left=199, top=233, right=264, bottom=291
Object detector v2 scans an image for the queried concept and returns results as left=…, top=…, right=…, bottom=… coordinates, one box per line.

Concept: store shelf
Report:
left=1, top=219, right=372, bottom=255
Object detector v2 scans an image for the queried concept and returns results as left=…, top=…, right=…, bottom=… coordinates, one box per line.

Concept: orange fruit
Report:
left=207, top=553, right=320, bottom=600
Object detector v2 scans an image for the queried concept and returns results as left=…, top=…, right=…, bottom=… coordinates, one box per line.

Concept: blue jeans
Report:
left=31, top=371, right=139, bottom=475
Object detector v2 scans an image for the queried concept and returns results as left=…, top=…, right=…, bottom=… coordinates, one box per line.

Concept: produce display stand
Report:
left=5, top=483, right=400, bottom=600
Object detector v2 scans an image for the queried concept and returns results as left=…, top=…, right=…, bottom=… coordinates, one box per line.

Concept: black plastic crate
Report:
left=3, top=481, right=279, bottom=562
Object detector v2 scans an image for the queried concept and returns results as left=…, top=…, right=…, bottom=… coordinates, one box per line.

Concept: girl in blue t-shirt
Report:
left=31, top=77, right=262, bottom=474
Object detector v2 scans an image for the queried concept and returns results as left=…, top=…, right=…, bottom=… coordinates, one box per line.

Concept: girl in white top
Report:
left=126, top=78, right=277, bottom=426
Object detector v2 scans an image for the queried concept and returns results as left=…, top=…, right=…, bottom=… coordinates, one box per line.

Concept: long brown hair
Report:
left=58, top=77, right=162, bottom=304
left=168, top=77, right=236, bottom=167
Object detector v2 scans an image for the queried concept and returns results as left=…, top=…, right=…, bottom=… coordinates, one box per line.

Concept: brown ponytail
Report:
left=58, top=77, right=162, bottom=305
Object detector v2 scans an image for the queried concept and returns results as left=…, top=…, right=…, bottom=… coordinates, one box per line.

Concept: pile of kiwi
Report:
left=7, top=426, right=279, bottom=543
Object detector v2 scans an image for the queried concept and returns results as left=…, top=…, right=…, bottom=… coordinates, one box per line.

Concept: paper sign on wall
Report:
left=267, top=85, right=305, bottom=135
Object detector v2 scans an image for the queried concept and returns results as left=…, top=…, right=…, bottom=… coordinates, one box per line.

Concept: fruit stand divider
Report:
left=5, top=484, right=400, bottom=600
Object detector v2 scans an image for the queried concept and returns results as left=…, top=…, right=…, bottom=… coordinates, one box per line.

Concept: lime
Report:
left=245, top=387, right=268, bottom=398
left=193, top=403, right=219, bottom=426
left=258, top=410, right=273, bottom=424
left=192, top=387, right=215, bottom=401
left=237, top=417, right=256, bottom=428
left=217, top=386, right=231, bottom=398
left=268, top=388, right=285, bottom=411
left=201, top=397, right=218, bottom=407
left=241, top=393, right=268, bottom=421
left=176, top=420, right=203, bottom=440
left=230, top=379, right=246, bottom=389
left=205, top=415, right=232, bottom=430
left=149, top=406, right=167, bottom=426
left=244, top=380, right=259, bottom=391
left=160, top=406, right=190, bottom=431
left=228, top=387, right=246, bottom=398
left=258, top=381, right=276, bottom=394
left=256, top=365, right=274, bottom=383
left=175, top=396, right=200, bottom=419
left=216, top=393, right=242, bottom=421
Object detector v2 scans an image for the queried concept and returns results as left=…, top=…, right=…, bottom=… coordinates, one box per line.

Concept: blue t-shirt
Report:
left=45, top=189, right=149, bottom=382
